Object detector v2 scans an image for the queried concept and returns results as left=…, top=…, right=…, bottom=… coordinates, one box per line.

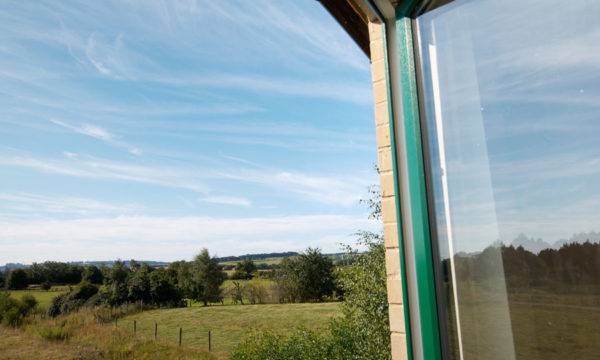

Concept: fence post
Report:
left=134, top=320, right=136, bottom=335
left=155, top=322, right=158, bottom=340
left=179, top=328, right=182, bottom=346
left=208, top=330, right=211, bottom=352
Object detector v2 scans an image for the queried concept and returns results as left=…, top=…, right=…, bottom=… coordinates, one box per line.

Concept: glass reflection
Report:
left=415, top=0, right=600, bottom=359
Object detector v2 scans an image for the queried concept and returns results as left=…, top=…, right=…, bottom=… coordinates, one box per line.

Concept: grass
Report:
left=119, top=302, right=342, bottom=358
left=0, top=325, right=84, bottom=360
left=1, top=308, right=216, bottom=360
left=7, top=286, right=70, bottom=309
left=219, top=257, right=284, bottom=267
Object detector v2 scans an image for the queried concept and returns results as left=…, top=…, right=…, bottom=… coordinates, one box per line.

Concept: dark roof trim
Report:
left=318, top=0, right=370, bottom=58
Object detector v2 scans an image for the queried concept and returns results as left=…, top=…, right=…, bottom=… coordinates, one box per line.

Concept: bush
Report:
left=20, top=294, right=38, bottom=312
left=231, top=329, right=340, bottom=360
left=0, top=291, right=36, bottom=327
left=40, top=280, right=51, bottom=290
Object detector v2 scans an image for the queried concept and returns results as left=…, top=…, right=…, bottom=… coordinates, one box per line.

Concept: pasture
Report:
left=7, top=286, right=69, bottom=309
left=119, top=302, right=342, bottom=358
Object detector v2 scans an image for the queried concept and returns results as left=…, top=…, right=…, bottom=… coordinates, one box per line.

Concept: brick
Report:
left=383, top=222, right=399, bottom=249
left=373, top=80, right=388, bottom=105
left=371, top=58, right=386, bottom=83
left=369, top=21, right=383, bottom=41
left=389, top=304, right=406, bottom=333
left=391, top=333, right=409, bottom=360
left=376, top=125, right=391, bottom=151
left=381, top=195, right=396, bottom=224
left=378, top=147, right=393, bottom=173
left=379, top=170, right=395, bottom=198
left=374, top=102, right=390, bottom=127
left=370, top=40, right=385, bottom=61
left=385, top=248, right=401, bottom=276
left=387, top=278, right=404, bottom=304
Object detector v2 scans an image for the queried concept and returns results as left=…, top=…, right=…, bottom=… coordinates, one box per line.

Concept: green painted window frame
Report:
left=379, top=0, right=447, bottom=358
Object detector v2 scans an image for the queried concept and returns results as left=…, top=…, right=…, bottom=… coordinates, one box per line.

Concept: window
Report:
left=414, top=0, right=600, bottom=358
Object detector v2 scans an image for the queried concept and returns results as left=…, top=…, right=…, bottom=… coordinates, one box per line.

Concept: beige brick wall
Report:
left=368, top=21, right=409, bottom=360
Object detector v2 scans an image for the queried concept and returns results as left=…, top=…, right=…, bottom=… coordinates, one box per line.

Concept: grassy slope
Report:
left=120, top=302, right=341, bottom=358
left=2, top=308, right=216, bottom=360
left=0, top=326, right=83, bottom=360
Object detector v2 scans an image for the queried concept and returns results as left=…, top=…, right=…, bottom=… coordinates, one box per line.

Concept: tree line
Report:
left=1, top=246, right=339, bottom=319
left=445, top=241, right=600, bottom=292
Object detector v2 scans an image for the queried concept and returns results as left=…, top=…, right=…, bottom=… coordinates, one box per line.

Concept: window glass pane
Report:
left=415, top=0, right=600, bottom=359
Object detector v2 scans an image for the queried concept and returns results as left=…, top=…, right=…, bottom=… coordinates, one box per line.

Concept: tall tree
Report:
left=297, top=248, right=335, bottom=302
left=6, top=268, right=28, bottom=290
left=82, top=265, right=104, bottom=285
left=191, top=249, right=227, bottom=306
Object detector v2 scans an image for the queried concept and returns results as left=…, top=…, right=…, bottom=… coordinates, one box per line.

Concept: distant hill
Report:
left=1, top=252, right=349, bottom=272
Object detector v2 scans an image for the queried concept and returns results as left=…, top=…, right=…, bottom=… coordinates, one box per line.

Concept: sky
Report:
left=0, top=0, right=379, bottom=264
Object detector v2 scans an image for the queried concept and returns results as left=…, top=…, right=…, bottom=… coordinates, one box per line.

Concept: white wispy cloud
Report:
left=200, top=196, right=251, bottom=207
left=0, top=154, right=210, bottom=193
left=218, top=169, right=375, bottom=207
left=51, top=119, right=114, bottom=141
left=50, top=119, right=144, bottom=155
left=0, top=192, right=143, bottom=217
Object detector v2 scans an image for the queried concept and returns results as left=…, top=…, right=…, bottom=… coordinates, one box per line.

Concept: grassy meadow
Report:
left=8, top=286, right=70, bottom=309
left=219, top=257, right=283, bottom=267
left=119, top=302, right=341, bottom=358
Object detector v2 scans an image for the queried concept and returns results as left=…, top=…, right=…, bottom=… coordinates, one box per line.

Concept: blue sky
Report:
left=0, top=0, right=379, bottom=264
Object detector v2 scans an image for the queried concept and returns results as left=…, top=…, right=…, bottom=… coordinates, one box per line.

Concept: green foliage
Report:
left=231, top=328, right=341, bottom=360
left=40, top=280, right=51, bottom=290
left=332, top=234, right=390, bottom=359
left=46, top=282, right=98, bottom=317
left=25, top=261, right=83, bottom=284
left=274, top=248, right=335, bottom=303
left=6, top=268, right=28, bottom=290
left=274, top=257, right=301, bottom=303
left=0, top=291, right=36, bottom=327
left=127, top=263, right=152, bottom=303
left=149, top=268, right=180, bottom=305
left=233, top=184, right=391, bottom=359
left=20, top=293, right=38, bottom=311
left=231, top=259, right=257, bottom=280
left=297, top=248, right=335, bottom=302
left=0, top=271, right=5, bottom=289
left=243, top=279, right=269, bottom=304
left=105, top=260, right=131, bottom=306
left=81, top=265, right=103, bottom=284
left=190, top=249, right=227, bottom=306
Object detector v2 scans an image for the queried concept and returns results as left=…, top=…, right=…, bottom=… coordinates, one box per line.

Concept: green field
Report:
left=119, top=302, right=341, bottom=358
left=7, top=286, right=69, bottom=309
left=219, top=257, right=283, bottom=267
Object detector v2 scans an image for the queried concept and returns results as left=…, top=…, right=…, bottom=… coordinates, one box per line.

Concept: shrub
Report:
left=231, top=329, right=340, bottom=360
left=40, top=280, right=51, bottom=290
left=20, top=294, right=38, bottom=312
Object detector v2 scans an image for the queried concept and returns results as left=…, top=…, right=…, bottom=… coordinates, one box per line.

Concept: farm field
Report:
left=219, top=256, right=283, bottom=267
left=7, top=286, right=70, bottom=309
left=119, top=302, right=342, bottom=358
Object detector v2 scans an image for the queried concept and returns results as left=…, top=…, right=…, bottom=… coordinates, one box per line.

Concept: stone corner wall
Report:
left=368, top=20, right=409, bottom=360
